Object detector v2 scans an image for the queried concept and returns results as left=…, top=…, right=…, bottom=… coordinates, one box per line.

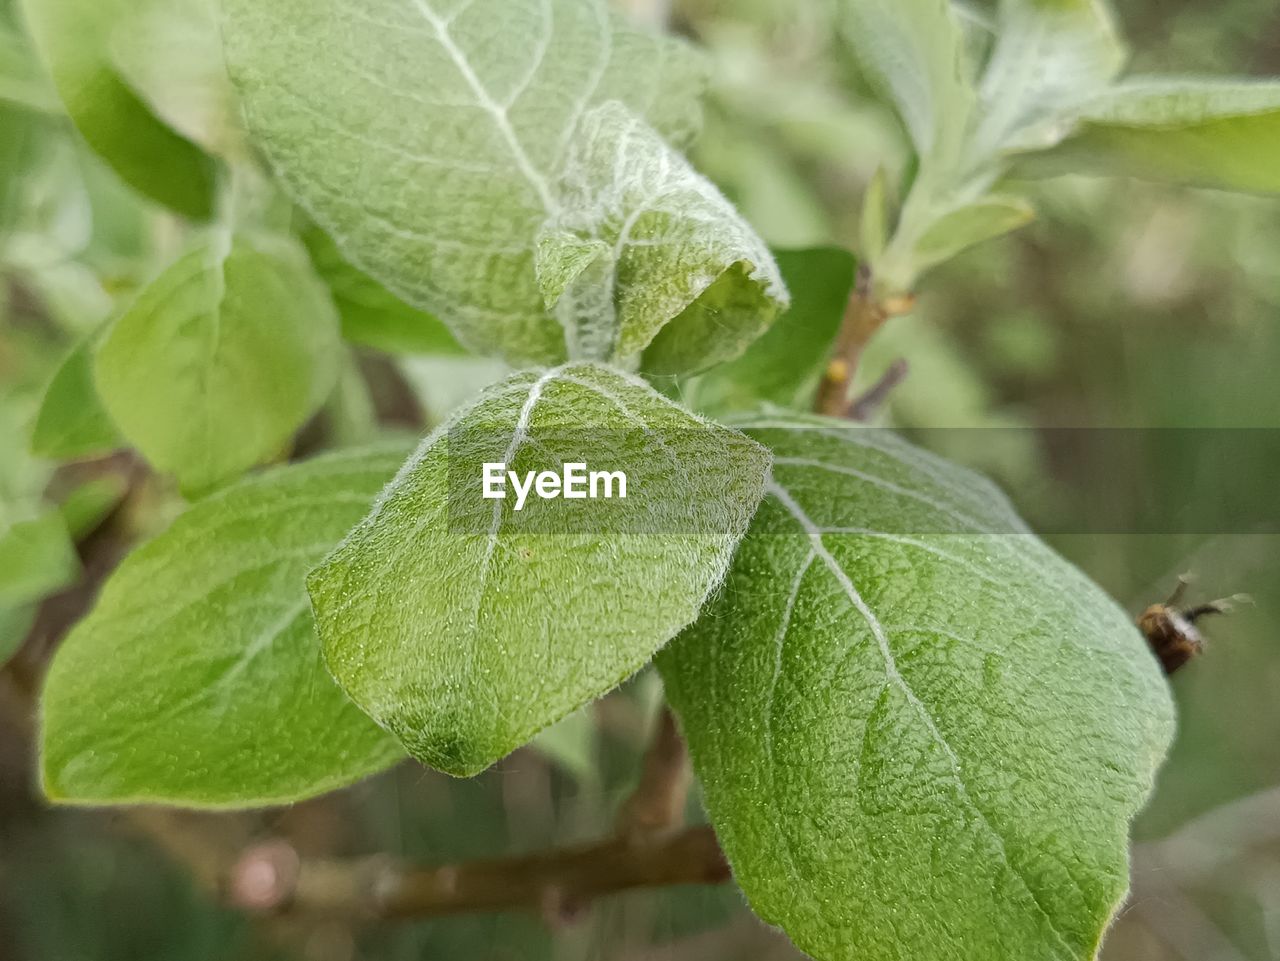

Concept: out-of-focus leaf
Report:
left=976, top=0, right=1126, bottom=152
left=1027, top=79, right=1280, bottom=195
left=308, top=363, right=770, bottom=776
left=31, top=331, right=121, bottom=460
left=660, top=419, right=1174, bottom=961
left=302, top=226, right=465, bottom=357
left=58, top=474, right=128, bottom=539
left=109, top=0, right=243, bottom=158
left=40, top=448, right=408, bottom=808
left=0, top=512, right=78, bottom=608
left=912, top=195, right=1035, bottom=273
left=859, top=167, right=890, bottom=263
left=529, top=707, right=598, bottom=782
left=0, top=23, right=58, bottom=112
left=95, top=232, right=341, bottom=493
left=838, top=0, right=975, bottom=165
left=0, top=603, right=34, bottom=667
left=19, top=0, right=216, bottom=217
left=686, top=248, right=856, bottom=414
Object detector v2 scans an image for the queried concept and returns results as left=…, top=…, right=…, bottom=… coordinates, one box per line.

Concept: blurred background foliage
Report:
left=2, top=0, right=1279, bottom=958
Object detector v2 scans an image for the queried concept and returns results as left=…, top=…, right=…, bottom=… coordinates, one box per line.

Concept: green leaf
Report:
left=976, top=0, right=1126, bottom=153
left=537, top=101, right=786, bottom=373
left=530, top=707, right=598, bottom=782
left=911, top=194, right=1035, bottom=273
left=40, top=448, right=408, bottom=808
left=660, top=419, right=1174, bottom=961
left=838, top=0, right=975, bottom=165
left=302, top=226, right=464, bottom=357
left=0, top=23, right=59, bottom=112
left=0, top=511, right=79, bottom=608
left=1030, top=78, right=1280, bottom=194
left=224, top=0, right=782, bottom=371
left=95, top=232, right=342, bottom=493
left=858, top=168, right=890, bottom=264
left=308, top=363, right=770, bottom=777
left=0, top=603, right=35, bottom=668
left=685, top=248, right=857, bottom=414
left=31, top=331, right=121, bottom=461
left=19, top=0, right=216, bottom=217
left=58, top=475, right=128, bottom=540
left=108, top=0, right=244, bottom=158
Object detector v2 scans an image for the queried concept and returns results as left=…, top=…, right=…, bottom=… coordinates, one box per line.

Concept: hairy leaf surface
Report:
left=41, top=449, right=407, bottom=808
left=224, top=0, right=784, bottom=370
left=308, top=363, right=770, bottom=776
left=95, top=232, right=341, bottom=492
left=977, top=0, right=1126, bottom=152
left=660, top=418, right=1174, bottom=961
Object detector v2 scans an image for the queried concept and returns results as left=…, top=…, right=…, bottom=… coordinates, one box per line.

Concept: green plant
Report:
left=6, top=0, right=1280, bottom=958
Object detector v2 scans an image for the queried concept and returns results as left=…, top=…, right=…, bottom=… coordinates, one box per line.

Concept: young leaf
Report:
left=31, top=331, right=121, bottom=461
left=838, top=0, right=975, bottom=165
left=1030, top=79, right=1280, bottom=194
left=0, top=604, right=35, bottom=668
left=95, top=232, right=341, bottom=493
left=308, top=363, right=770, bottom=777
left=911, top=195, right=1035, bottom=273
left=976, top=0, right=1126, bottom=153
left=540, top=101, right=787, bottom=373
left=19, top=0, right=216, bottom=216
left=684, top=248, right=857, bottom=414
left=0, top=512, right=79, bottom=608
left=0, top=23, right=59, bottom=113
left=302, top=226, right=465, bottom=357
left=40, top=448, right=408, bottom=808
left=660, top=420, right=1174, bottom=961
left=224, top=0, right=782, bottom=371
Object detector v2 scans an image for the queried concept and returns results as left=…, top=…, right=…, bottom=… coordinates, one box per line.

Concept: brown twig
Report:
left=227, top=825, right=730, bottom=921
left=814, top=267, right=915, bottom=418
left=615, top=707, right=691, bottom=839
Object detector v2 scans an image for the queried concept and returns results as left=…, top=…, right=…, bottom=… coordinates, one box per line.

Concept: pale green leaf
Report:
left=0, top=511, right=79, bottom=608
left=976, top=0, right=1126, bottom=153
left=224, top=0, right=755, bottom=370
left=302, top=226, right=464, bottom=357
left=838, top=0, right=975, bottom=164
left=685, top=248, right=857, bottom=414
left=1031, top=78, right=1280, bottom=194
left=31, top=331, right=121, bottom=461
left=660, top=419, right=1174, bottom=961
left=0, top=24, right=59, bottom=112
left=0, top=603, right=35, bottom=667
left=95, top=232, right=341, bottom=493
left=912, top=194, right=1035, bottom=272
left=19, top=0, right=216, bottom=216
left=537, top=101, right=786, bottom=373
left=308, top=363, right=770, bottom=776
left=108, top=0, right=244, bottom=158
left=40, top=448, right=408, bottom=808
left=858, top=167, right=890, bottom=264
left=58, top=475, right=128, bottom=540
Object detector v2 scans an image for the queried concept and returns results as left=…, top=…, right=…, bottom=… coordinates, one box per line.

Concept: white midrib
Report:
left=764, top=479, right=1075, bottom=956
left=410, top=0, right=559, bottom=215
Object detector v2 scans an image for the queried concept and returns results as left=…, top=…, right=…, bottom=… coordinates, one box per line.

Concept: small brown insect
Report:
left=1139, top=575, right=1250, bottom=675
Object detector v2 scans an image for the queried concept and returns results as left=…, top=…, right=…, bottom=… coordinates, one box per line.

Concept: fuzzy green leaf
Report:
left=976, top=0, right=1126, bottom=152
left=685, top=248, right=857, bottom=414
left=1030, top=78, right=1280, bottom=194
left=838, top=0, right=975, bottom=165
left=40, top=448, right=408, bottom=808
left=224, top=0, right=783, bottom=371
left=19, top=0, right=216, bottom=216
left=31, top=332, right=121, bottom=461
left=308, top=363, right=770, bottom=776
left=660, top=419, right=1174, bottom=961
left=95, top=232, right=341, bottom=493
